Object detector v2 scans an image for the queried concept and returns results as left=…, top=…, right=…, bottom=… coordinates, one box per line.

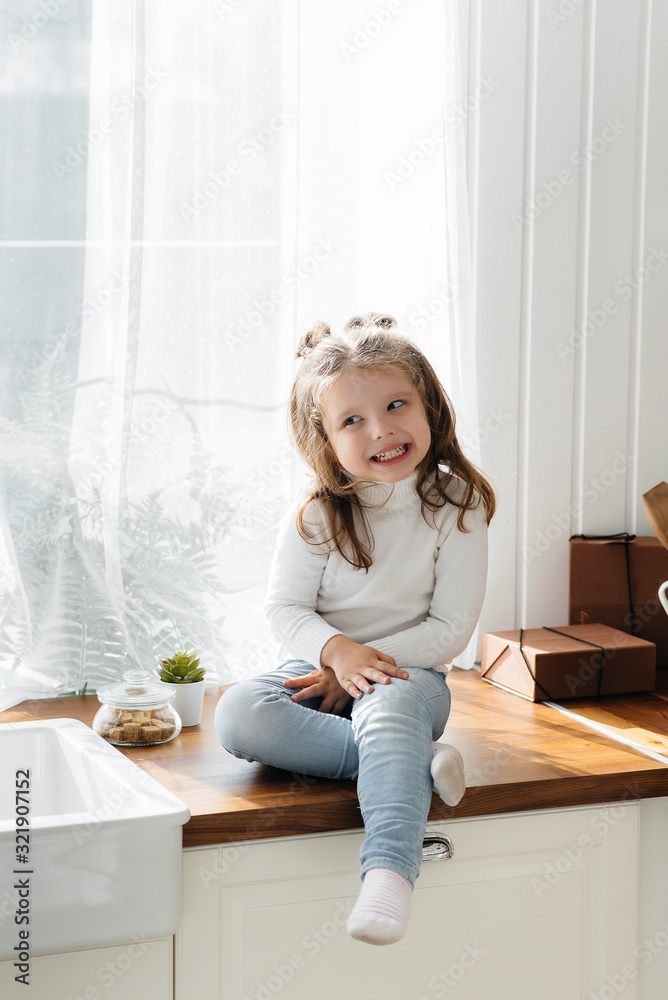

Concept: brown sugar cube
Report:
left=121, top=712, right=135, bottom=723
left=121, top=723, right=142, bottom=742
left=140, top=725, right=161, bottom=742
left=109, top=726, right=124, bottom=741
left=153, top=719, right=175, bottom=737
left=134, top=711, right=151, bottom=722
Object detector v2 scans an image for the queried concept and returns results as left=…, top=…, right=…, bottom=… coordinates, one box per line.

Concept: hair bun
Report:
left=296, top=320, right=331, bottom=359
left=343, top=312, right=397, bottom=333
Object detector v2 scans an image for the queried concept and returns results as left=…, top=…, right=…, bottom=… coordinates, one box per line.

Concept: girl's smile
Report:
left=370, top=442, right=411, bottom=464
left=322, top=368, right=431, bottom=483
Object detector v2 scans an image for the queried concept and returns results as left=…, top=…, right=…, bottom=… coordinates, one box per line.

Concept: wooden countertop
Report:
left=3, top=668, right=668, bottom=848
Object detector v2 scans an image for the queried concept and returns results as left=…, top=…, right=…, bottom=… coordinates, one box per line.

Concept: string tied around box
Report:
left=511, top=626, right=611, bottom=701
left=569, top=532, right=640, bottom=635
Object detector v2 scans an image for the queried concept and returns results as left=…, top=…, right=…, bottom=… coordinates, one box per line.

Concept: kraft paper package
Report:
left=480, top=624, right=656, bottom=702
left=569, top=530, right=668, bottom=667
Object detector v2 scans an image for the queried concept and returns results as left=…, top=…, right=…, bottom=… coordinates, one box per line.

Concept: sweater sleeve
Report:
left=263, top=498, right=343, bottom=667
left=370, top=501, right=489, bottom=670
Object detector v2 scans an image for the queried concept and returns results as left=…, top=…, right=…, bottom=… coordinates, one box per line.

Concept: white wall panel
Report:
left=637, top=0, right=668, bottom=529
left=520, top=0, right=585, bottom=624
left=580, top=0, right=643, bottom=532
left=471, top=0, right=668, bottom=634
left=469, top=0, right=529, bottom=635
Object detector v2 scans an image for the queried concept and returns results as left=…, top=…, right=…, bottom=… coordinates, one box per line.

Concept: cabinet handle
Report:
left=422, top=834, right=454, bottom=862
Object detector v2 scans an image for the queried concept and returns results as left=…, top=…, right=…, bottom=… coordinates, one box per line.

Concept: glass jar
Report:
left=92, top=668, right=181, bottom=746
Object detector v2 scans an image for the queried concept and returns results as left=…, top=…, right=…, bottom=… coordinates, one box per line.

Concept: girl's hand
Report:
left=284, top=667, right=352, bottom=715
left=320, top=634, right=410, bottom=701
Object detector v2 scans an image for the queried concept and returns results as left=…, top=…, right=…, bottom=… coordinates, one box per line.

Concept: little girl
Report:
left=215, top=313, right=496, bottom=946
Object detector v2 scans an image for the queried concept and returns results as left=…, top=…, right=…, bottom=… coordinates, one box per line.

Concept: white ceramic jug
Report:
left=660, top=580, right=668, bottom=617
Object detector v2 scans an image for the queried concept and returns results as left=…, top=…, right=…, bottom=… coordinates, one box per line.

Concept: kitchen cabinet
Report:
left=4, top=674, right=668, bottom=1000
left=177, top=802, right=639, bottom=1000
left=0, top=936, right=172, bottom=1000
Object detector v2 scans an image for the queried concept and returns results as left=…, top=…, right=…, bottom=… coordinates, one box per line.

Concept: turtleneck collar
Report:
left=351, top=470, right=420, bottom=509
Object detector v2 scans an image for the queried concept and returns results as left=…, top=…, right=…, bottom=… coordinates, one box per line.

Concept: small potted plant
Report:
left=158, top=651, right=206, bottom=727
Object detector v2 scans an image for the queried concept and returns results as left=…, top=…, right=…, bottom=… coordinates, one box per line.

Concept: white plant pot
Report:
left=167, top=680, right=206, bottom=727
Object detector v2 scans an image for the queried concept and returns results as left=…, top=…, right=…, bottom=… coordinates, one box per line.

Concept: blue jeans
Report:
left=214, top=661, right=452, bottom=885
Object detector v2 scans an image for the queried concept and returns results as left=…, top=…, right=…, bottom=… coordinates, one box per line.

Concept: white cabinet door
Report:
left=177, top=803, right=639, bottom=1000
left=0, top=937, right=172, bottom=1000
left=637, top=797, right=668, bottom=1000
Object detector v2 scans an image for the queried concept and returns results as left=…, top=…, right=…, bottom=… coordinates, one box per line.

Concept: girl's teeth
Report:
left=373, top=444, right=408, bottom=462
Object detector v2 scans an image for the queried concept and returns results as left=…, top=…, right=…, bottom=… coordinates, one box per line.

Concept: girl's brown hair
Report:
left=290, top=312, right=496, bottom=570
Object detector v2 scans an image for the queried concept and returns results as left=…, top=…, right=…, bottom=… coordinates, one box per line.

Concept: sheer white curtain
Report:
left=0, top=0, right=477, bottom=710
left=295, top=0, right=476, bottom=420
left=293, top=0, right=480, bottom=668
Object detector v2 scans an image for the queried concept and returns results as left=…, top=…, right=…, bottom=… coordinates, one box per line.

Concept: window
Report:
left=0, top=0, right=472, bottom=707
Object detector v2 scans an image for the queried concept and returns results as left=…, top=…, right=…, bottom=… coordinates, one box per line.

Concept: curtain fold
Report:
left=0, top=0, right=479, bottom=709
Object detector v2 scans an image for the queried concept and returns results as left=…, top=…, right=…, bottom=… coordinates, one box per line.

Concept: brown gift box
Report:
left=568, top=535, right=668, bottom=666
left=480, top=624, right=656, bottom=702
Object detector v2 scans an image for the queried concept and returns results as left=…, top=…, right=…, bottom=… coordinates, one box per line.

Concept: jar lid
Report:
left=97, top=668, right=176, bottom=710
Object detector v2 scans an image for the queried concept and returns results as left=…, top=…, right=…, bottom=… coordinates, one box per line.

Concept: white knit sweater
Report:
left=264, top=471, right=489, bottom=673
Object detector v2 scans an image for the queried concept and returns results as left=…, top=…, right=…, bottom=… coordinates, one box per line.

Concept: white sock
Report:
left=347, top=867, right=412, bottom=945
left=431, top=742, right=466, bottom=806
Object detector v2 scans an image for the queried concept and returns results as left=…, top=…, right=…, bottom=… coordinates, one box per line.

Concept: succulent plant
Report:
left=159, top=651, right=205, bottom=684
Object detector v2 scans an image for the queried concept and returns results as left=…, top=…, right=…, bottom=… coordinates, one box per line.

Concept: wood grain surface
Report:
left=560, top=676, right=668, bottom=756
left=2, top=668, right=668, bottom=846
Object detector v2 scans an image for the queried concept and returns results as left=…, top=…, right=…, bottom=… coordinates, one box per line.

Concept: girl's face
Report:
left=321, top=367, right=431, bottom=483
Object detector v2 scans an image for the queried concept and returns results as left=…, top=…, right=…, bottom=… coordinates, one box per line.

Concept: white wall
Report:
left=467, top=0, right=668, bottom=634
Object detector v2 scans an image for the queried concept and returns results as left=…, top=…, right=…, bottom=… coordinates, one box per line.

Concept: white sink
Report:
left=0, top=718, right=190, bottom=960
